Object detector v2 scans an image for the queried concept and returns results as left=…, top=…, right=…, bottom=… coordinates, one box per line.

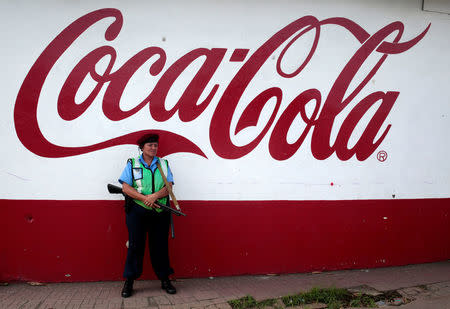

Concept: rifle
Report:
left=107, top=184, right=186, bottom=217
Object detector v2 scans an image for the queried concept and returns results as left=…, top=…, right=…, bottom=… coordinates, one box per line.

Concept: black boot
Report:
left=161, top=279, right=176, bottom=294
left=121, top=279, right=134, bottom=298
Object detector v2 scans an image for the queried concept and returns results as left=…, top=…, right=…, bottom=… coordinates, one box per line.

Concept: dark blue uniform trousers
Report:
left=123, top=201, right=174, bottom=280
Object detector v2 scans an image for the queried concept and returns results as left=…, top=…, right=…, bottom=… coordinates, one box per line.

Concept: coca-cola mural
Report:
left=14, top=8, right=429, bottom=161
left=2, top=1, right=449, bottom=281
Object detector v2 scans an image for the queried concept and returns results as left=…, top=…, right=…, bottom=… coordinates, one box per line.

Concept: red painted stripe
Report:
left=1, top=198, right=449, bottom=282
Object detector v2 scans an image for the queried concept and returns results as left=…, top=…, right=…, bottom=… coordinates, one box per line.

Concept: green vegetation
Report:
left=282, top=287, right=352, bottom=307
left=228, top=295, right=277, bottom=309
left=281, top=287, right=371, bottom=308
left=227, top=286, right=402, bottom=308
left=348, top=293, right=377, bottom=308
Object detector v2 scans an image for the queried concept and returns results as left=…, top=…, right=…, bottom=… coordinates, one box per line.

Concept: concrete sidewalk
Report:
left=1, top=261, right=449, bottom=309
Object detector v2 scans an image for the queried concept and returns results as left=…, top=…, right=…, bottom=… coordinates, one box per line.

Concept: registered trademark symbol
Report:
left=377, top=150, right=387, bottom=162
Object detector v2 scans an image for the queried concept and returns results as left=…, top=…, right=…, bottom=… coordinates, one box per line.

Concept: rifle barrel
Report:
left=106, top=184, right=186, bottom=216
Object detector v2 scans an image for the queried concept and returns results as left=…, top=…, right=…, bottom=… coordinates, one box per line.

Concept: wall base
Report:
left=1, top=198, right=449, bottom=282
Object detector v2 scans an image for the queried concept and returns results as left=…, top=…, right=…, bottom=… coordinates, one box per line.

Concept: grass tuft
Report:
left=228, top=286, right=405, bottom=308
left=228, top=295, right=277, bottom=309
left=282, top=287, right=351, bottom=307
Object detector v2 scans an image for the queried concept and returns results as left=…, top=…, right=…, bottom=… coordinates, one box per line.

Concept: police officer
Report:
left=118, top=133, right=176, bottom=297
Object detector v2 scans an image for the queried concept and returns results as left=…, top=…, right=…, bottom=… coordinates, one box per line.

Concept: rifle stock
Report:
left=107, top=183, right=123, bottom=194
left=107, top=184, right=186, bottom=217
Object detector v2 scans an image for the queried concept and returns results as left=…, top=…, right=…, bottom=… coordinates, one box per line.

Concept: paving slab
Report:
left=0, top=261, right=449, bottom=308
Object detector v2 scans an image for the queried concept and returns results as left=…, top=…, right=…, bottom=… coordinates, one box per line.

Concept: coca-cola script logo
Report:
left=14, top=8, right=429, bottom=160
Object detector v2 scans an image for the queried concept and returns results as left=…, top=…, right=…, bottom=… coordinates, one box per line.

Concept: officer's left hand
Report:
left=143, top=194, right=160, bottom=208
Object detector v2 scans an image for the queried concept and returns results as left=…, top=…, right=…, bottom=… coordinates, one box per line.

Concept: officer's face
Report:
left=142, top=142, right=158, bottom=157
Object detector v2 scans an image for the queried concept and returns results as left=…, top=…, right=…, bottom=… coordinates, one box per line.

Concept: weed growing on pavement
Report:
left=228, top=296, right=256, bottom=308
left=348, top=293, right=377, bottom=307
left=282, top=287, right=352, bottom=307
left=228, top=295, right=276, bottom=308
left=228, top=286, right=389, bottom=308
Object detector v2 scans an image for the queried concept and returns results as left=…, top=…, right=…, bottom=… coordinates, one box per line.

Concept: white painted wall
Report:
left=424, top=0, right=450, bottom=13
left=1, top=0, right=449, bottom=200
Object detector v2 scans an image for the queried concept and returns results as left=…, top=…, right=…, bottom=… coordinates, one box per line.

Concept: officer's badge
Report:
left=132, top=168, right=143, bottom=180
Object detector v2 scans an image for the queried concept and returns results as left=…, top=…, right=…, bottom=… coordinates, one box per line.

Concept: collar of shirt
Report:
left=138, top=155, right=160, bottom=171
